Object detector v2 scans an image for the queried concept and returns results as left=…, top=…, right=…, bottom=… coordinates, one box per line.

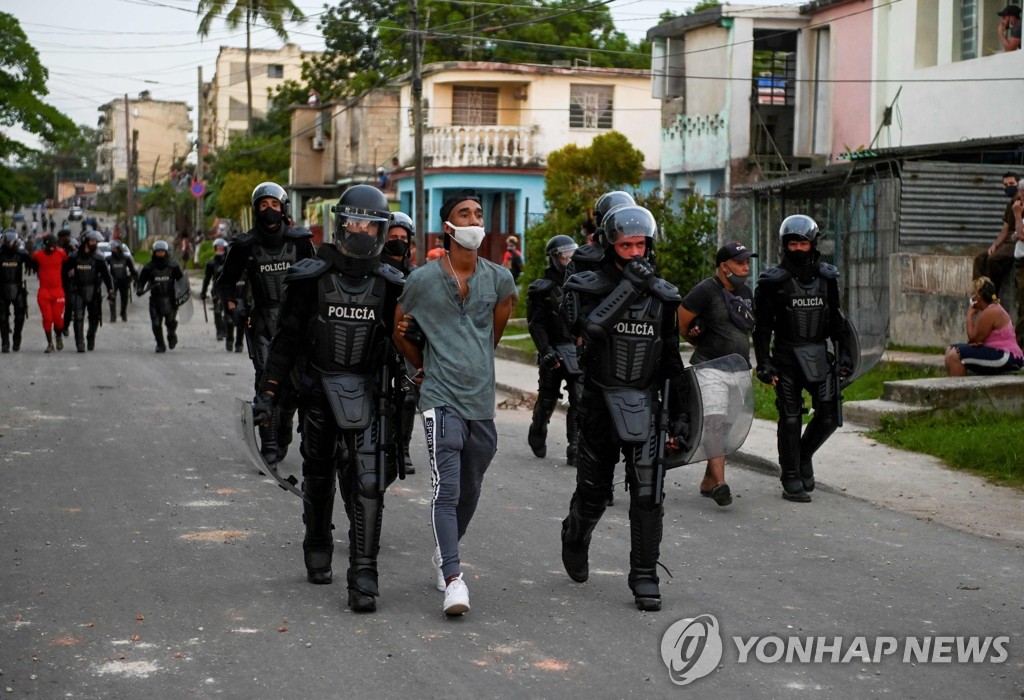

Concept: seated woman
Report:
left=945, top=276, right=1024, bottom=376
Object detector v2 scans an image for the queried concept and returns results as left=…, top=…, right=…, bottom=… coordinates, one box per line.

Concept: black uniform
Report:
left=64, top=248, right=113, bottom=352
left=217, top=226, right=315, bottom=462
left=200, top=251, right=228, bottom=345
left=526, top=265, right=582, bottom=464
left=58, top=236, right=75, bottom=336
left=260, top=246, right=404, bottom=610
left=560, top=256, right=686, bottom=610
left=107, top=250, right=137, bottom=322
left=136, top=256, right=184, bottom=352
left=0, top=242, right=34, bottom=352
left=380, top=251, right=418, bottom=475
left=753, top=256, right=848, bottom=500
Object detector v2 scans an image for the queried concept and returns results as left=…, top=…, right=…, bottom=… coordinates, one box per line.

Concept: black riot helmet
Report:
left=331, top=185, right=390, bottom=259
left=383, top=211, right=414, bottom=260
left=152, top=240, right=170, bottom=254
left=389, top=211, right=415, bottom=238
left=603, top=205, right=657, bottom=257
left=152, top=239, right=170, bottom=268
left=3, top=230, right=18, bottom=249
left=779, top=215, right=819, bottom=247
left=85, top=230, right=103, bottom=246
left=594, top=191, right=635, bottom=226
left=213, top=237, right=228, bottom=254
left=545, top=235, right=578, bottom=272
left=110, top=241, right=123, bottom=255
left=251, top=182, right=289, bottom=219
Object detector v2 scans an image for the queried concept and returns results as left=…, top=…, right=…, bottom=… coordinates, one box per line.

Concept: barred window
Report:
left=453, top=86, right=499, bottom=126
left=570, top=84, right=613, bottom=129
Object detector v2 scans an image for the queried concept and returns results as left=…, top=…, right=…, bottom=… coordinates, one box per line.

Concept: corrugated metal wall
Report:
left=898, top=162, right=1012, bottom=249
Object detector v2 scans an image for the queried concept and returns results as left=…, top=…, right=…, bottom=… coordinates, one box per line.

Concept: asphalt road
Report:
left=2, top=275, right=1022, bottom=699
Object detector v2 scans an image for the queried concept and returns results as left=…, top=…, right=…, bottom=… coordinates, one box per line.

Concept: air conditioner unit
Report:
left=311, top=136, right=325, bottom=151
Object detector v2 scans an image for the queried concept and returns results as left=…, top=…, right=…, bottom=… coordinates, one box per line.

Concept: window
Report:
left=960, top=0, right=978, bottom=59
left=267, top=64, right=284, bottom=79
left=652, top=38, right=685, bottom=99
left=453, top=86, right=499, bottom=126
left=569, top=84, right=613, bottom=129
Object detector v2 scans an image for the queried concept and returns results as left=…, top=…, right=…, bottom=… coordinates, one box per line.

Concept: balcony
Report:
left=424, top=125, right=541, bottom=168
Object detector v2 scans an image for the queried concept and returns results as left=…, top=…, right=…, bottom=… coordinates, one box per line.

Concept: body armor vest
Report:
left=587, top=293, right=663, bottom=390
left=72, top=255, right=101, bottom=302
left=148, top=266, right=177, bottom=316
left=0, top=251, right=25, bottom=302
left=307, top=272, right=389, bottom=376
left=777, top=276, right=829, bottom=347
left=109, top=257, right=132, bottom=282
left=249, top=242, right=297, bottom=334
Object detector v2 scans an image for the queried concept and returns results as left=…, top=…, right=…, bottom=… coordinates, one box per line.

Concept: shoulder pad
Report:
left=286, top=257, right=330, bottom=280
left=285, top=226, right=313, bottom=240
left=527, top=278, right=556, bottom=296
left=758, top=265, right=791, bottom=284
left=572, top=244, right=603, bottom=263
left=564, top=270, right=615, bottom=295
left=374, top=261, right=406, bottom=286
left=231, top=231, right=256, bottom=246
left=649, top=277, right=681, bottom=302
left=818, top=262, right=839, bottom=279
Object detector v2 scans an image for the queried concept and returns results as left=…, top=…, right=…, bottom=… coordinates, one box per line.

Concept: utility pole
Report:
left=123, top=94, right=134, bottom=249
left=131, top=129, right=139, bottom=249
left=411, top=0, right=426, bottom=266
left=196, top=66, right=205, bottom=240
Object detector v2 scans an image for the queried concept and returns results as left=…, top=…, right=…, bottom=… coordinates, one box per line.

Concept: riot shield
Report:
left=832, top=314, right=884, bottom=389
left=175, top=270, right=194, bottom=324
left=236, top=396, right=308, bottom=502
left=665, top=353, right=754, bottom=469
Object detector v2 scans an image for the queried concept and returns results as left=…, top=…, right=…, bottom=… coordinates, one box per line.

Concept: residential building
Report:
left=203, top=43, right=315, bottom=149
left=648, top=4, right=808, bottom=199
left=392, top=61, right=662, bottom=262
left=96, top=92, right=192, bottom=191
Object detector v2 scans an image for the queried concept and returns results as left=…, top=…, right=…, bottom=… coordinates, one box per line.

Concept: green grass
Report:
left=869, top=408, right=1024, bottom=490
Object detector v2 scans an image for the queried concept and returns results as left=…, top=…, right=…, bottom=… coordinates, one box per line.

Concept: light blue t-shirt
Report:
left=399, top=255, right=517, bottom=420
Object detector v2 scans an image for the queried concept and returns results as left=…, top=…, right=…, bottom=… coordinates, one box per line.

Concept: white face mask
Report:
left=446, top=221, right=486, bottom=250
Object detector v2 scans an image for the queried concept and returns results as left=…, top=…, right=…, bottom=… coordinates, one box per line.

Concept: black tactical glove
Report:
left=623, top=257, right=656, bottom=291
left=539, top=348, right=560, bottom=370
left=756, top=362, right=776, bottom=385
left=404, top=316, right=426, bottom=349
left=199, top=292, right=207, bottom=301
left=107, top=290, right=116, bottom=302
left=252, top=391, right=276, bottom=425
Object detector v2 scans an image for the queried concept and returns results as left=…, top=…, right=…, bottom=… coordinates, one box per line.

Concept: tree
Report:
left=305, top=0, right=650, bottom=101
left=215, top=170, right=269, bottom=220
left=197, top=0, right=305, bottom=136
left=518, top=132, right=717, bottom=314
left=0, top=12, right=76, bottom=209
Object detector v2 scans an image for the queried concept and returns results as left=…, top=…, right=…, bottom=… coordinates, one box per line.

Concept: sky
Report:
left=3, top=0, right=793, bottom=153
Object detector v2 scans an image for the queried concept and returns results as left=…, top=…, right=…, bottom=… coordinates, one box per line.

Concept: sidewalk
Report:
left=495, top=353, right=1024, bottom=545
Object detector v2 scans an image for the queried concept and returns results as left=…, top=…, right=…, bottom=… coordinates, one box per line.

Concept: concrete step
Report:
left=843, top=399, right=933, bottom=429
left=882, top=375, right=1024, bottom=411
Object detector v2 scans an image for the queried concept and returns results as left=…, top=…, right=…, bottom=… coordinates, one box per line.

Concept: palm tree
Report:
left=197, top=0, right=305, bottom=136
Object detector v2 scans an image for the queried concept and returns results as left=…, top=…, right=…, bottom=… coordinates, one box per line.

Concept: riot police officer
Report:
left=64, top=231, right=113, bottom=352
left=564, top=190, right=635, bottom=280
left=253, top=185, right=404, bottom=613
left=107, top=241, right=137, bottom=323
left=526, top=234, right=581, bottom=464
left=559, top=205, right=689, bottom=612
left=200, top=237, right=229, bottom=347
left=217, top=183, right=314, bottom=464
left=753, top=215, right=852, bottom=503
left=0, top=230, right=33, bottom=352
left=136, top=240, right=183, bottom=353
left=381, top=211, right=418, bottom=475
left=57, top=228, right=75, bottom=338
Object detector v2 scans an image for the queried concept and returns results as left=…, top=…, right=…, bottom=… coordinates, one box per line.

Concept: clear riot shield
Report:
left=665, top=353, right=754, bottom=469
left=236, top=396, right=308, bottom=502
left=832, top=314, right=885, bottom=389
left=175, top=270, right=194, bottom=324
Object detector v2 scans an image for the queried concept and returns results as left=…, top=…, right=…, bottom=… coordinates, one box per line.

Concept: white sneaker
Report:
left=443, top=574, right=470, bottom=616
left=431, top=547, right=445, bottom=592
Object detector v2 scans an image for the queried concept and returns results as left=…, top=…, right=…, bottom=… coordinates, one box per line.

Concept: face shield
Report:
left=336, top=213, right=389, bottom=259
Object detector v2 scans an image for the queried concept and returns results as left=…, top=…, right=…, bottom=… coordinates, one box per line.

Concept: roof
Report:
left=837, top=134, right=1024, bottom=161
left=646, top=3, right=804, bottom=40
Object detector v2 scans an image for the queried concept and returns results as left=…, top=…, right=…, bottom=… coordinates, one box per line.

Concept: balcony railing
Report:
left=424, top=125, right=541, bottom=168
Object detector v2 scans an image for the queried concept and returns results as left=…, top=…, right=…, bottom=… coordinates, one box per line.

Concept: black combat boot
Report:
left=153, top=325, right=167, bottom=353
left=528, top=396, right=557, bottom=458
left=44, top=331, right=55, bottom=354
left=13, top=326, right=22, bottom=351
left=628, top=503, right=664, bottom=612
left=74, top=319, right=85, bottom=352
left=560, top=493, right=605, bottom=583
left=302, top=476, right=336, bottom=585
left=86, top=330, right=96, bottom=351
left=346, top=493, right=384, bottom=612
left=54, top=330, right=63, bottom=351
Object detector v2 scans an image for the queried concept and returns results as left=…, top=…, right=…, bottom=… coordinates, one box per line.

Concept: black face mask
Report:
left=383, top=239, right=409, bottom=258
left=257, top=208, right=284, bottom=230
left=1005, top=185, right=1018, bottom=198
left=154, top=254, right=168, bottom=268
